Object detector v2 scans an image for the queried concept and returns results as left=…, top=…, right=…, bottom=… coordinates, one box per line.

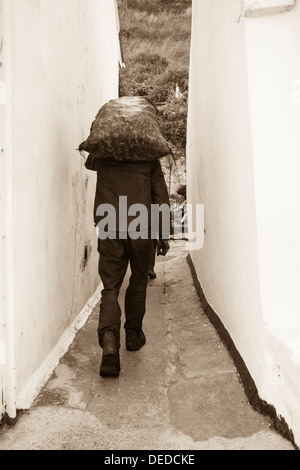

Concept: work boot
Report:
left=126, top=328, right=146, bottom=351
left=100, top=330, right=120, bottom=378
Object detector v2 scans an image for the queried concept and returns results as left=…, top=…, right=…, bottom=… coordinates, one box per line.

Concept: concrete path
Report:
left=0, top=241, right=295, bottom=450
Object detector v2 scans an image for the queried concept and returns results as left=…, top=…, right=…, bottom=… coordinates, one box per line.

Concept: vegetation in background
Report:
left=117, top=0, right=192, bottom=200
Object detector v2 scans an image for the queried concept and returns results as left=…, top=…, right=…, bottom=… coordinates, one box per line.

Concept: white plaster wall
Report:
left=244, top=3, right=300, bottom=328
left=187, top=0, right=300, bottom=446
left=243, top=0, right=300, bottom=444
left=6, top=0, right=119, bottom=399
left=187, top=0, right=266, bottom=384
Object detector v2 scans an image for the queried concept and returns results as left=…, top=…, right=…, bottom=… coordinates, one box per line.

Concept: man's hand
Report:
left=157, top=240, right=170, bottom=257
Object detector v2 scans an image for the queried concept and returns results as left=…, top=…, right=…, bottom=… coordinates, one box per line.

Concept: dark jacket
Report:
left=85, top=155, right=170, bottom=238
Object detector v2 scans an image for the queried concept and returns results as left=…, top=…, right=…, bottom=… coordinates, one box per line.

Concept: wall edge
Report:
left=14, top=284, right=102, bottom=414
left=186, top=254, right=297, bottom=450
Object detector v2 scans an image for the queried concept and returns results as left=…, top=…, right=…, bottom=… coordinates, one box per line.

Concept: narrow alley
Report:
left=0, top=240, right=294, bottom=451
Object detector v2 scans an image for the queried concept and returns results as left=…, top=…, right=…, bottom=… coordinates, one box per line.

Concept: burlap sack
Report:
left=79, top=96, right=171, bottom=161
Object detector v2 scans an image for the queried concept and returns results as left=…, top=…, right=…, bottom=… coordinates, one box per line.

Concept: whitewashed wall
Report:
left=187, top=0, right=300, bottom=446
left=0, top=0, right=119, bottom=417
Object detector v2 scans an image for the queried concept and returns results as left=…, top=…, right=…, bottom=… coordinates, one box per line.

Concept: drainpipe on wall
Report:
left=0, top=0, right=17, bottom=425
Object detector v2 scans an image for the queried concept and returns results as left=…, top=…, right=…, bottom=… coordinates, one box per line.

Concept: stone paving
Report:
left=0, top=240, right=295, bottom=450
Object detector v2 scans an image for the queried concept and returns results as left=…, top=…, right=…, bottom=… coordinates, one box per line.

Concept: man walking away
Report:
left=85, top=155, right=170, bottom=377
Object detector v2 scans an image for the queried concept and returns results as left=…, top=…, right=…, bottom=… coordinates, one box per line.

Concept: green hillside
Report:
left=117, top=0, right=192, bottom=198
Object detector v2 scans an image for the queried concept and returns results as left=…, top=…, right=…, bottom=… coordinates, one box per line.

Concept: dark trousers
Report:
left=97, top=237, right=153, bottom=348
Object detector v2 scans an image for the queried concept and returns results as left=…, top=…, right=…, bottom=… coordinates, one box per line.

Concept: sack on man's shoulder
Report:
left=78, top=96, right=172, bottom=162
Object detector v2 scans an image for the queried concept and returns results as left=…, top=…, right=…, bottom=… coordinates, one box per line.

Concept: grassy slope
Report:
left=117, top=0, right=192, bottom=198
left=118, top=0, right=191, bottom=99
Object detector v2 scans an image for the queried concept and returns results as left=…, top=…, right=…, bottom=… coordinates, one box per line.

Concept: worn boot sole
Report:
left=100, top=353, right=120, bottom=378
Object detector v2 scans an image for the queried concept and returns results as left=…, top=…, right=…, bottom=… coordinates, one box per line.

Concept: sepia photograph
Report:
left=0, top=0, right=299, bottom=455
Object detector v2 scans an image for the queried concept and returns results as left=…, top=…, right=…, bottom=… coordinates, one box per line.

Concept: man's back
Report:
left=85, top=156, right=170, bottom=234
